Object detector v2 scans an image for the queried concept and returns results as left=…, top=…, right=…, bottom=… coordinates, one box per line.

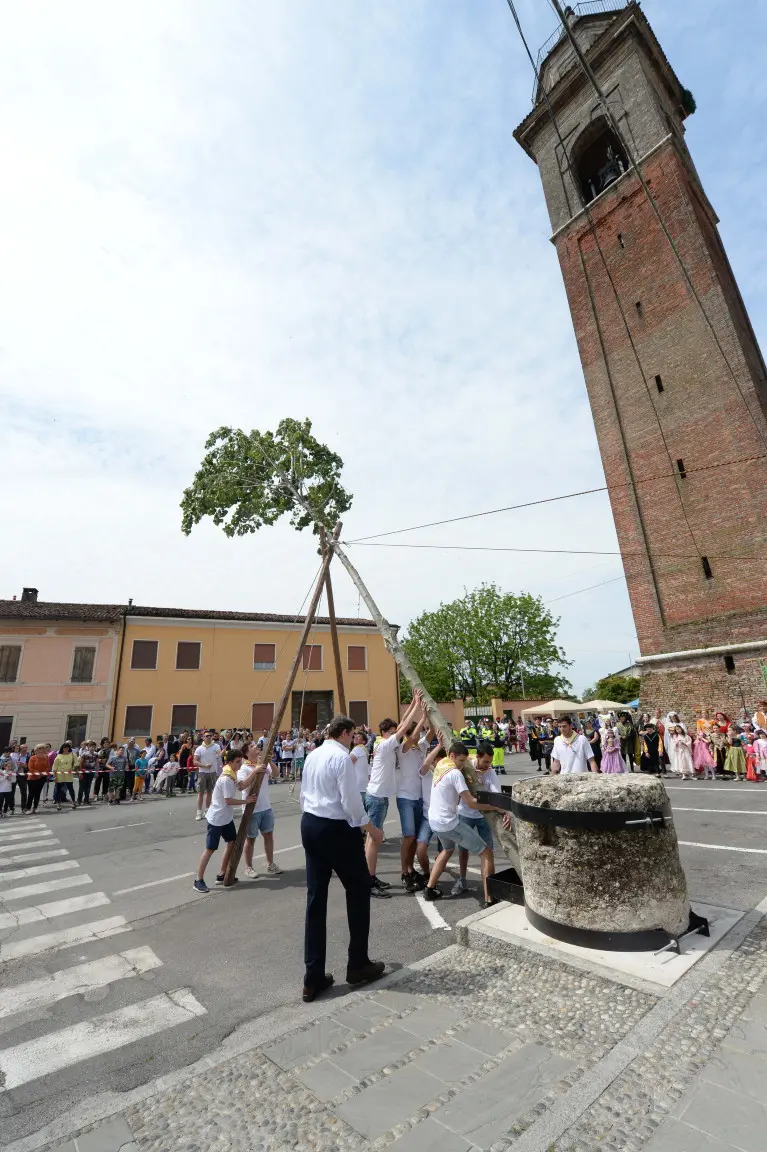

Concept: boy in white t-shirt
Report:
left=396, top=711, right=444, bottom=893
left=424, top=740, right=498, bottom=907
left=193, top=750, right=260, bottom=894
left=451, top=740, right=501, bottom=896
left=237, top=742, right=284, bottom=880
left=350, top=730, right=370, bottom=801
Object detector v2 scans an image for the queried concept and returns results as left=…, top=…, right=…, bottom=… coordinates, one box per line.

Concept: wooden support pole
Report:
left=223, top=523, right=341, bottom=885
left=320, top=527, right=347, bottom=717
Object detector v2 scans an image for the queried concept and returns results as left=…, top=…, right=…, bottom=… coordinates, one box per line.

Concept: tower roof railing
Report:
left=533, top=1, right=629, bottom=103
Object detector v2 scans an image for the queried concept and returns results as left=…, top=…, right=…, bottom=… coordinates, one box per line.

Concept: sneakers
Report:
left=372, top=876, right=391, bottom=890
left=244, top=867, right=259, bottom=879
left=193, top=879, right=209, bottom=894
left=423, top=885, right=443, bottom=901
left=371, top=884, right=391, bottom=899
left=346, top=960, right=385, bottom=986
left=195, top=811, right=202, bottom=821
left=215, top=874, right=239, bottom=886
left=266, top=862, right=283, bottom=876
left=451, top=876, right=469, bottom=897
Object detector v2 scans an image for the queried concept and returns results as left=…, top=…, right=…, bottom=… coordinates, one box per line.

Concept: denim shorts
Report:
left=205, top=820, right=236, bottom=850
left=364, top=793, right=389, bottom=829
left=459, top=814, right=493, bottom=849
left=396, top=796, right=423, bottom=839
left=435, top=821, right=488, bottom=855
left=247, top=807, right=275, bottom=838
left=416, top=815, right=433, bottom=845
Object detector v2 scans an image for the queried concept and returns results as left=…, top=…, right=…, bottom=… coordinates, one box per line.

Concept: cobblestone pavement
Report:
left=31, top=907, right=767, bottom=1152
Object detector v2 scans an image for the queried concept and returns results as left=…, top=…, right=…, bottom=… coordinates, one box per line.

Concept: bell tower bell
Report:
left=515, top=2, right=767, bottom=715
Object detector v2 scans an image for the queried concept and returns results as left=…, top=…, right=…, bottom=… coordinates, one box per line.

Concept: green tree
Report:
left=401, top=583, right=571, bottom=704
left=583, top=674, right=641, bottom=704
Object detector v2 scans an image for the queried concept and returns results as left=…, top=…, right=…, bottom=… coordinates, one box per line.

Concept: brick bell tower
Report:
left=514, top=2, right=767, bottom=718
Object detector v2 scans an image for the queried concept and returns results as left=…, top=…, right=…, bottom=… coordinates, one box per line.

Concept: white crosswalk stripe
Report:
left=0, top=859, right=79, bottom=883
left=0, top=892, right=110, bottom=930
left=0, top=832, right=210, bottom=1092
left=0, top=823, right=51, bottom=837
left=0, top=989, right=207, bottom=1089
left=0, top=847, right=68, bottom=866
left=1, top=873, right=92, bottom=902
left=0, top=946, right=162, bottom=1021
left=0, top=828, right=54, bottom=843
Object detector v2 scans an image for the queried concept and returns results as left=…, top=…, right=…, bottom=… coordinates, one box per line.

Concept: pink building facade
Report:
left=0, top=591, right=123, bottom=749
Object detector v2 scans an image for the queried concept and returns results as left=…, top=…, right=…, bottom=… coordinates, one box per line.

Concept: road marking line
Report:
left=0, top=945, right=162, bottom=1021
left=0, top=874, right=92, bottom=902
left=85, top=822, right=150, bottom=834
left=0, top=829, right=54, bottom=845
left=666, top=786, right=767, bottom=794
left=0, top=916, right=130, bottom=961
left=673, top=808, right=767, bottom=815
left=678, top=840, right=767, bottom=855
left=113, top=873, right=194, bottom=896
left=0, top=988, right=206, bottom=1090
left=0, top=838, right=59, bottom=855
left=0, top=848, right=68, bottom=866
left=0, top=892, right=110, bottom=931
left=0, top=860, right=80, bottom=883
left=0, top=824, right=50, bottom=838
left=415, top=892, right=452, bottom=931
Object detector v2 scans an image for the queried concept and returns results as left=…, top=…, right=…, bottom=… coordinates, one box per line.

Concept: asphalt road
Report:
left=2, top=755, right=767, bottom=1145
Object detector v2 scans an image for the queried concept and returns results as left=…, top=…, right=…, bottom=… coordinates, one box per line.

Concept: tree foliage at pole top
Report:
left=180, top=419, right=352, bottom=539
left=401, top=582, right=572, bottom=704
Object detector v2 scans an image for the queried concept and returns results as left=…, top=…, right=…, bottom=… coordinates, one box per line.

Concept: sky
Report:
left=2, top=0, right=766, bottom=696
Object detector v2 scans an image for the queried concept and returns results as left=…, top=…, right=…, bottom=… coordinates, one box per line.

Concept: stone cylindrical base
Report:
left=514, top=775, right=688, bottom=939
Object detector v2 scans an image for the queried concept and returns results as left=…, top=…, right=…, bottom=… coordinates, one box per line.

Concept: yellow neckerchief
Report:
left=221, top=764, right=238, bottom=782
left=560, top=730, right=578, bottom=747
left=432, top=756, right=478, bottom=795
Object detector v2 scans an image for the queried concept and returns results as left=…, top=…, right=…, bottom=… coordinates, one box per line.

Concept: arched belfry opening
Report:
left=572, top=117, right=628, bottom=205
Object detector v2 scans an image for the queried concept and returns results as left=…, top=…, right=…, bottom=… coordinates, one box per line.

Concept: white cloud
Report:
left=3, top=0, right=765, bottom=694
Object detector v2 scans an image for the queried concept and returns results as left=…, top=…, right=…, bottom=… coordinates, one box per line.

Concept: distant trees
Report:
left=581, top=674, right=641, bottom=704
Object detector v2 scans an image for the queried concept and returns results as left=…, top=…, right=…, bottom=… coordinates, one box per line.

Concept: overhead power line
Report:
left=346, top=541, right=763, bottom=561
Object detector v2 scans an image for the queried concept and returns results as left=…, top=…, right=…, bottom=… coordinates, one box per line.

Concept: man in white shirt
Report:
left=452, top=740, right=502, bottom=896
left=238, top=742, right=283, bottom=880
left=194, top=732, right=222, bottom=821
left=551, top=716, right=599, bottom=775
left=300, top=714, right=385, bottom=1004
left=424, top=740, right=499, bottom=906
left=364, top=692, right=423, bottom=897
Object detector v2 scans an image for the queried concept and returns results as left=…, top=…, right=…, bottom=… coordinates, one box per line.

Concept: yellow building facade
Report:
left=113, top=607, right=399, bottom=739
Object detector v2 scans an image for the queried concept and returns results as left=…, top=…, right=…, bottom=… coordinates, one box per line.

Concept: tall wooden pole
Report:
left=320, top=527, right=347, bottom=716
left=223, top=523, right=341, bottom=885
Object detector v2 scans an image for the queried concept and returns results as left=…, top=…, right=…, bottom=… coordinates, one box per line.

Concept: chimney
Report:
left=21, top=587, right=39, bottom=603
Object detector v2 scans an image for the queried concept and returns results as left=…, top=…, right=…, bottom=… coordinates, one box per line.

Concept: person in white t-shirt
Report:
left=364, top=692, right=424, bottom=897
left=423, top=740, right=499, bottom=907
left=238, top=742, right=283, bottom=880
left=396, top=709, right=443, bottom=893
left=551, top=716, right=599, bottom=775
left=194, top=732, right=223, bottom=821
left=193, top=750, right=261, bottom=893
left=350, top=730, right=370, bottom=801
left=451, top=740, right=501, bottom=896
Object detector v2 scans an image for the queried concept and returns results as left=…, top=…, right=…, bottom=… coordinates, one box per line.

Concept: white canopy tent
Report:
left=579, top=699, right=637, bottom=713
left=520, top=699, right=580, bottom=719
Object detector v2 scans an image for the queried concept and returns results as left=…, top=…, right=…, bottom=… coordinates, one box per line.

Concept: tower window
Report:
left=572, top=117, right=629, bottom=206
left=655, top=374, right=664, bottom=393
left=676, top=459, right=687, bottom=479
left=701, top=556, right=713, bottom=579
left=617, top=232, right=625, bottom=249
left=635, top=301, right=643, bottom=317
left=724, top=655, right=735, bottom=674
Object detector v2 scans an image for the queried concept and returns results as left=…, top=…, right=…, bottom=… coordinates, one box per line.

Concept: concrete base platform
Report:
left=457, top=901, right=745, bottom=990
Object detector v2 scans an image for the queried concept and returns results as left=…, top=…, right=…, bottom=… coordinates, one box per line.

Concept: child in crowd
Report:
left=133, top=754, right=148, bottom=801
left=725, top=727, right=746, bottom=779
left=755, top=730, right=767, bottom=780
left=0, top=750, right=15, bottom=815
left=745, top=734, right=759, bottom=782
left=693, top=729, right=717, bottom=780
left=193, top=750, right=259, bottom=894
left=672, top=726, right=695, bottom=779
left=293, top=734, right=306, bottom=781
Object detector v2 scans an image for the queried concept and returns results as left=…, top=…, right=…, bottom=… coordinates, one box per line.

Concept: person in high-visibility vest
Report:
left=460, top=722, right=477, bottom=749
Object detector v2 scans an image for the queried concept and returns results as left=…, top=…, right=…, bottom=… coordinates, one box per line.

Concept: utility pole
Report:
left=223, top=524, right=341, bottom=885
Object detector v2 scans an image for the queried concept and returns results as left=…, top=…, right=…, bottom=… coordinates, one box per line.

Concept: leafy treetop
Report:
left=180, top=419, right=352, bottom=539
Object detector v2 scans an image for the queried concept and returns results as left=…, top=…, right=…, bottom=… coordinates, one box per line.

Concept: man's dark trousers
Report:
left=301, top=813, right=371, bottom=988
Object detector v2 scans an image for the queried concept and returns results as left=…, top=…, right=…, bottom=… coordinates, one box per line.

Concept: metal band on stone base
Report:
left=524, top=903, right=710, bottom=954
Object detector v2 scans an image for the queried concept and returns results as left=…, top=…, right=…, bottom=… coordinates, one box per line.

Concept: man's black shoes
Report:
left=303, top=973, right=334, bottom=1003
left=346, top=960, right=385, bottom=986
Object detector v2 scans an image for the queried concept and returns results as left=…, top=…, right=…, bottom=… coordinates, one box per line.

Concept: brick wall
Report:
left=640, top=648, right=767, bottom=725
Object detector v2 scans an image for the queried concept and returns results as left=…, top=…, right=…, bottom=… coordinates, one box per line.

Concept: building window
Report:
left=131, top=640, right=158, bottom=670
left=171, top=704, right=198, bottom=733
left=724, top=655, right=736, bottom=674
left=302, top=645, right=322, bottom=672
left=349, top=700, right=369, bottom=727
left=252, top=702, right=275, bottom=732
left=347, top=645, right=367, bottom=672
left=65, top=714, right=88, bottom=746
left=572, top=117, right=628, bottom=205
left=253, top=643, right=277, bottom=671
left=176, top=641, right=201, bottom=670
left=71, top=646, right=96, bottom=684
left=0, top=646, right=21, bottom=683
left=124, top=705, right=153, bottom=737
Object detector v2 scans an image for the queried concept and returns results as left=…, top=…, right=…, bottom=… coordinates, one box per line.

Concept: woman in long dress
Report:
left=515, top=721, right=527, bottom=753
left=664, top=712, right=686, bottom=775
left=600, top=726, right=626, bottom=773
left=672, top=726, right=694, bottom=779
